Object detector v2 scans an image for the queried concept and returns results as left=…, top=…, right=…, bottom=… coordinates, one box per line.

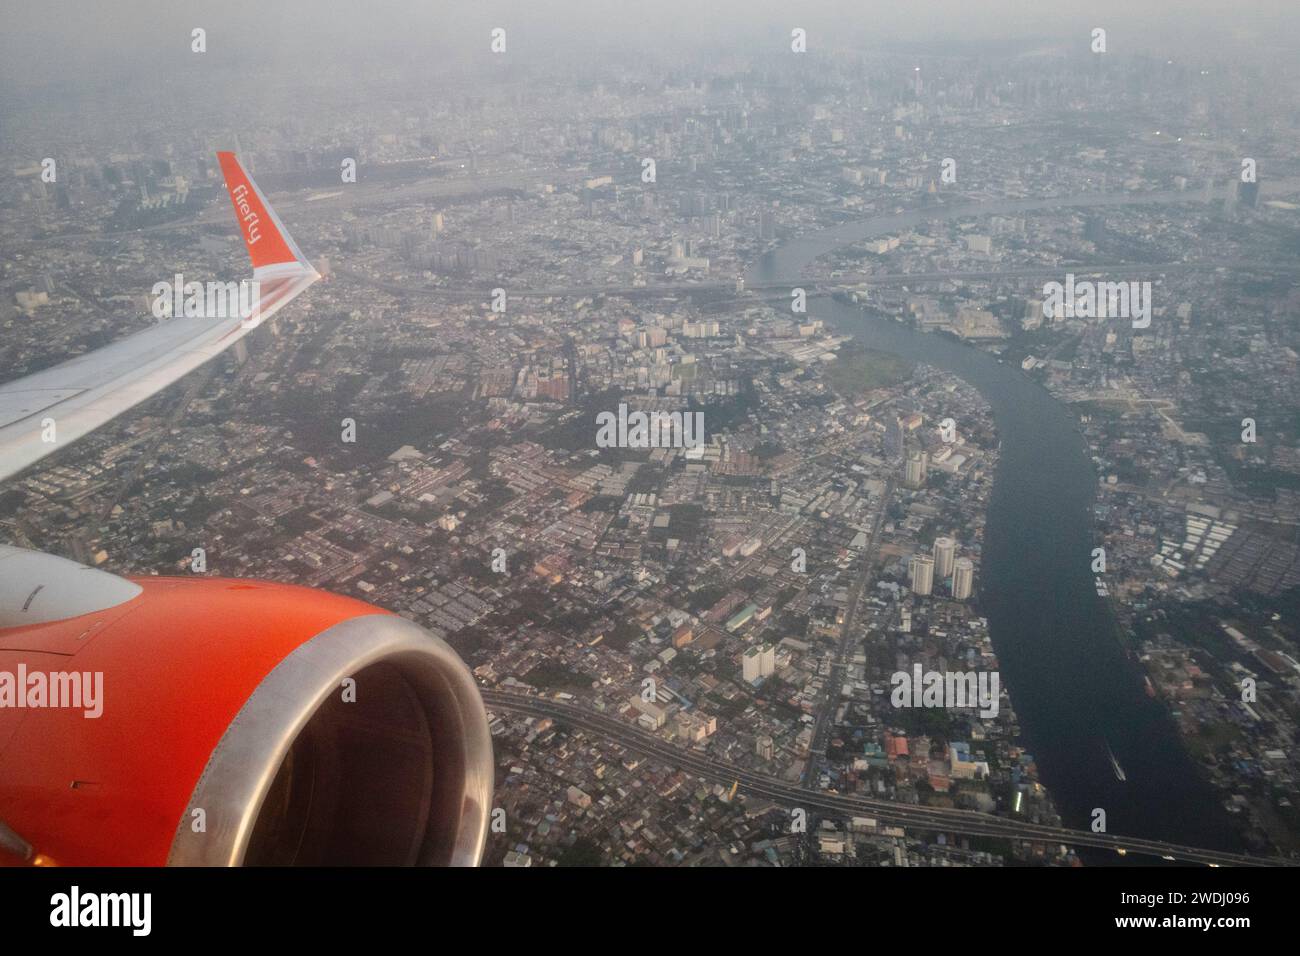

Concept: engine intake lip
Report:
left=167, top=613, right=493, bottom=866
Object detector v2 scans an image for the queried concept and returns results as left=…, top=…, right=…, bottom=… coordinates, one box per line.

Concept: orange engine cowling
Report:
left=0, top=547, right=494, bottom=866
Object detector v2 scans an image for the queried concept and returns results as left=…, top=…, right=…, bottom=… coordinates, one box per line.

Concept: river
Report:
left=746, top=191, right=1248, bottom=856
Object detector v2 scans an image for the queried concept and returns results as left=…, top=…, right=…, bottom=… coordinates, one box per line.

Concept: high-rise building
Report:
left=904, top=450, right=928, bottom=488
left=952, top=557, right=974, bottom=600
left=756, top=735, right=775, bottom=760
left=742, top=642, right=776, bottom=682
left=884, top=415, right=904, bottom=458
left=933, top=536, right=957, bottom=580
left=908, top=554, right=934, bottom=596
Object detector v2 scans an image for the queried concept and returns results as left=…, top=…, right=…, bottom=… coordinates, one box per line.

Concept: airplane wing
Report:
left=0, top=151, right=319, bottom=484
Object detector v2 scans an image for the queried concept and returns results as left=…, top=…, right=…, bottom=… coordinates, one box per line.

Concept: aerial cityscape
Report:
left=1, top=0, right=1298, bottom=887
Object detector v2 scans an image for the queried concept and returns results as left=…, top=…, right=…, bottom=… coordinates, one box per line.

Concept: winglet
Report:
left=217, top=151, right=316, bottom=278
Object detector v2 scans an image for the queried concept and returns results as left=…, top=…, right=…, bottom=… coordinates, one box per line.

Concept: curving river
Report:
left=746, top=191, right=1248, bottom=856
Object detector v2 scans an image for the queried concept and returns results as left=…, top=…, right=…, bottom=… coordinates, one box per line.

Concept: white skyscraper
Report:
left=933, top=536, right=957, bottom=580
left=908, top=554, right=935, bottom=596
left=905, top=450, right=928, bottom=488
left=742, top=643, right=775, bottom=682
left=952, top=557, right=974, bottom=600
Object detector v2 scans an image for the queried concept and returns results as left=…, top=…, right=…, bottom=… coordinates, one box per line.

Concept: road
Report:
left=481, top=690, right=1293, bottom=867
left=804, top=478, right=893, bottom=787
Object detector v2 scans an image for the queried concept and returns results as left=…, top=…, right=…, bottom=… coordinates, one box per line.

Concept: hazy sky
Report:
left=3, top=0, right=1297, bottom=101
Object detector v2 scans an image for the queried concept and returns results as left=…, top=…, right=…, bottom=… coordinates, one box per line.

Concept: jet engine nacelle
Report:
left=0, top=546, right=493, bottom=866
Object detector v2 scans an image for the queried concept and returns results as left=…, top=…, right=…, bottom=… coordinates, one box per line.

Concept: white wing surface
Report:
left=0, top=152, right=318, bottom=483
